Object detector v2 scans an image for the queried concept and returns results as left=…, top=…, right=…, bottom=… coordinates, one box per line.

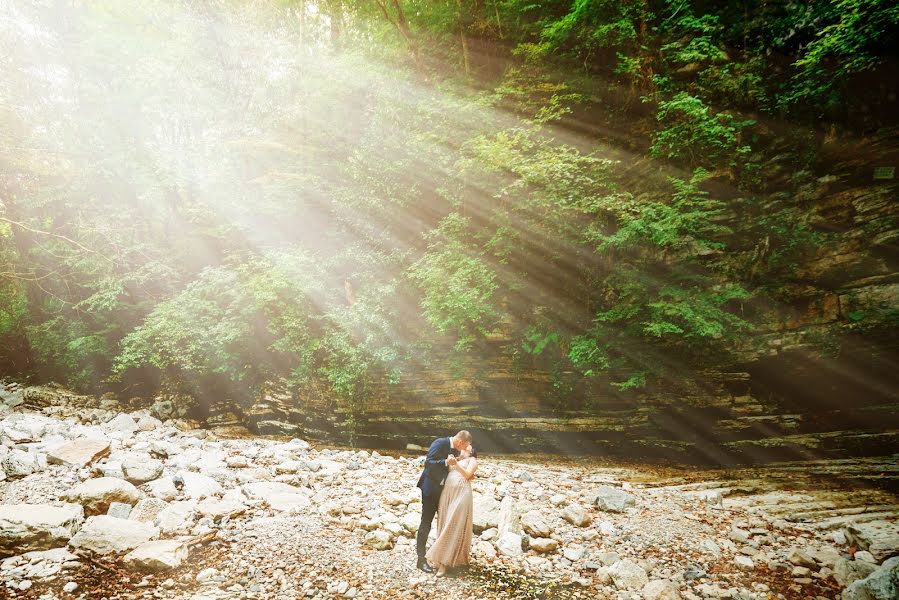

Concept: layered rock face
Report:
left=231, top=176, right=898, bottom=466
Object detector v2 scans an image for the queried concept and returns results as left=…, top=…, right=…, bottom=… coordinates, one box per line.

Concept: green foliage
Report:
left=409, top=214, right=499, bottom=352
left=650, top=92, right=754, bottom=169
left=588, top=168, right=731, bottom=254
left=115, top=267, right=260, bottom=383
left=4, top=0, right=890, bottom=415
left=757, top=207, right=824, bottom=277
left=784, top=0, right=899, bottom=108
left=539, top=0, right=649, bottom=59
left=26, top=317, right=112, bottom=389
left=660, top=12, right=728, bottom=67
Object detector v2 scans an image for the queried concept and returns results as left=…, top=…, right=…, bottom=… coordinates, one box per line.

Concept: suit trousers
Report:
left=416, top=490, right=440, bottom=558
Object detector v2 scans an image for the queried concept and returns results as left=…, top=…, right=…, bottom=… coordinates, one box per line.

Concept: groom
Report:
left=415, top=430, right=472, bottom=573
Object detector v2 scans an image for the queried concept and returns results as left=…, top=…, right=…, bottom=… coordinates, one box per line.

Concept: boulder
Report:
left=129, top=498, right=169, bottom=525
left=157, top=501, right=197, bottom=533
left=495, top=531, right=524, bottom=557
left=563, top=543, right=585, bottom=561
left=62, top=477, right=140, bottom=516
left=788, top=548, right=817, bottom=568
left=642, top=579, right=681, bottom=600
left=475, top=540, right=497, bottom=557
left=609, top=559, right=649, bottom=590
left=835, top=557, right=879, bottom=586
left=135, top=415, right=162, bottom=432
left=196, top=498, right=245, bottom=520
left=145, top=476, right=179, bottom=501
left=106, top=502, right=133, bottom=519
left=2, top=449, right=38, bottom=479
left=149, top=399, right=174, bottom=421
left=123, top=540, right=188, bottom=572
left=0, top=504, right=84, bottom=557
left=46, top=439, right=110, bottom=468
left=68, top=516, right=158, bottom=554
left=561, top=504, right=591, bottom=527
left=592, top=486, right=636, bottom=513
left=121, top=457, right=163, bottom=485
left=103, top=414, right=138, bottom=433
left=472, top=492, right=500, bottom=533
left=521, top=511, right=552, bottom=538
left=364, top=530, right=393, bottom=550
left=497, top=496, right=523, bottom=536
left=529, top=537, right=558, bottom=553
left=242, top=481, right=304, bottom=501
left=267, top=493, right=310, bottom=513
left=847, top=521, right=899, bottom=562
left=842, top=556, right=899, bottom=600
left=178, top=472, right=222, bottom=500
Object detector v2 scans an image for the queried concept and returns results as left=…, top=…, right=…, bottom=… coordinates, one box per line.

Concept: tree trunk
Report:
left=330, top=0, right=343, bottom=50
left=456, top=0, right=470, bottom=79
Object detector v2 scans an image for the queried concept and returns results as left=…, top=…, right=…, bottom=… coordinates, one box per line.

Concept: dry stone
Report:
left=609, top=559, right=649, bottom=590
left=642, top=579, right=681, bottom=600
left=62, top=477, right=140, bottom=516
left=123, top=540, right=188, bottom=572
left=561, top=504, right=591, bottom=527
left=0, top=504, right=84, bottom=557
left=68, top=516, right=158, bottom=554
left=46, top=439, right=110, bottom=468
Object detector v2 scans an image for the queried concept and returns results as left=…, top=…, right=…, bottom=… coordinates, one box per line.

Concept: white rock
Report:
left=474, top=540, right=496, bottom=557
left=609, top=559, right=649, bottom=590
left=197, top=498, right=245, bottom=520
left=563, top=543, right=586, bottom=561
left=561, top=504, right=591, bottom=527
left=599, top=520, right=617, bottom=536
left=495, top=531, right=524, bottom=557
left=135, top=415, right=162, bottom=432
left=196, top=566, right=219, bottom=583
left=521, top=511, right=552, bottom=538
left=157, top=501, right=197, bottom=533
left=62, top=477, right=140, bottom=516
left=2, top=449, right=38, bottom=479
left=177, top=472, right=222, bottom=500
left=122, top=457, right=163, bottom=485
left=123, top=539, right=188, bottom=571
left=529, top=537, right=558, bottom=553
left=472, top=492, right=500, bottom=533
left=103, top=413, right=138, bottom=433
left=68, top=516, right=158, bottom=554
left=592, top=486, right=636, bottom=512
left=46, top=439, right=111, bottom=468
left=364, top=530, right=393, bottom=550
left=642, top=579, right=681, bottom=600
left=0, top=504, right=84, bottom=557
left=129, top=498, right=169, bottom=525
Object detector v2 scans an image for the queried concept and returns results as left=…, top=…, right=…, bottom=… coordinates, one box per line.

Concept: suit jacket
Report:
left=416, top=436, right=459, bottom=498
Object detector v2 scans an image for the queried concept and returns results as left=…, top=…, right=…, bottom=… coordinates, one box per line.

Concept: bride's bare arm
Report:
left=455, top=458, right=478, bottom=480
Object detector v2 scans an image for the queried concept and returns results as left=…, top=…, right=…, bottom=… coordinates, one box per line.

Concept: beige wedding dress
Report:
left=425, top=457, right=474, bottom=569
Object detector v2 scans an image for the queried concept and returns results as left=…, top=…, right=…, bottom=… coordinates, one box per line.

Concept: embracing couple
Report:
left=415, top=430, right=478, bottom=577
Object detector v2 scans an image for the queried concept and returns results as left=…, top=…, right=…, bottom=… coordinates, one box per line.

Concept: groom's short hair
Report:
left=455, top=430, right=472, bottom=443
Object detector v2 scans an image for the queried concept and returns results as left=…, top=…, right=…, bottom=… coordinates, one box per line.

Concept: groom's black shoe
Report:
left=416, top=558, right=435, bottom=574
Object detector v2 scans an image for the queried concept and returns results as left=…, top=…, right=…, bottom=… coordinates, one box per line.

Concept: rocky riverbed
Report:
left=0, top=382, right=897, bottom=600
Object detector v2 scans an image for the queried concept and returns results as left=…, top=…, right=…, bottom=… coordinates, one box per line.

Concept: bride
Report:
left=425, top=444, right=478, bottom=576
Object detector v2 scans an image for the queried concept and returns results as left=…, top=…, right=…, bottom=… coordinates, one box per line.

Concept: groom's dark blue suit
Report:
left=416, top=436, right=459, bottom=559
